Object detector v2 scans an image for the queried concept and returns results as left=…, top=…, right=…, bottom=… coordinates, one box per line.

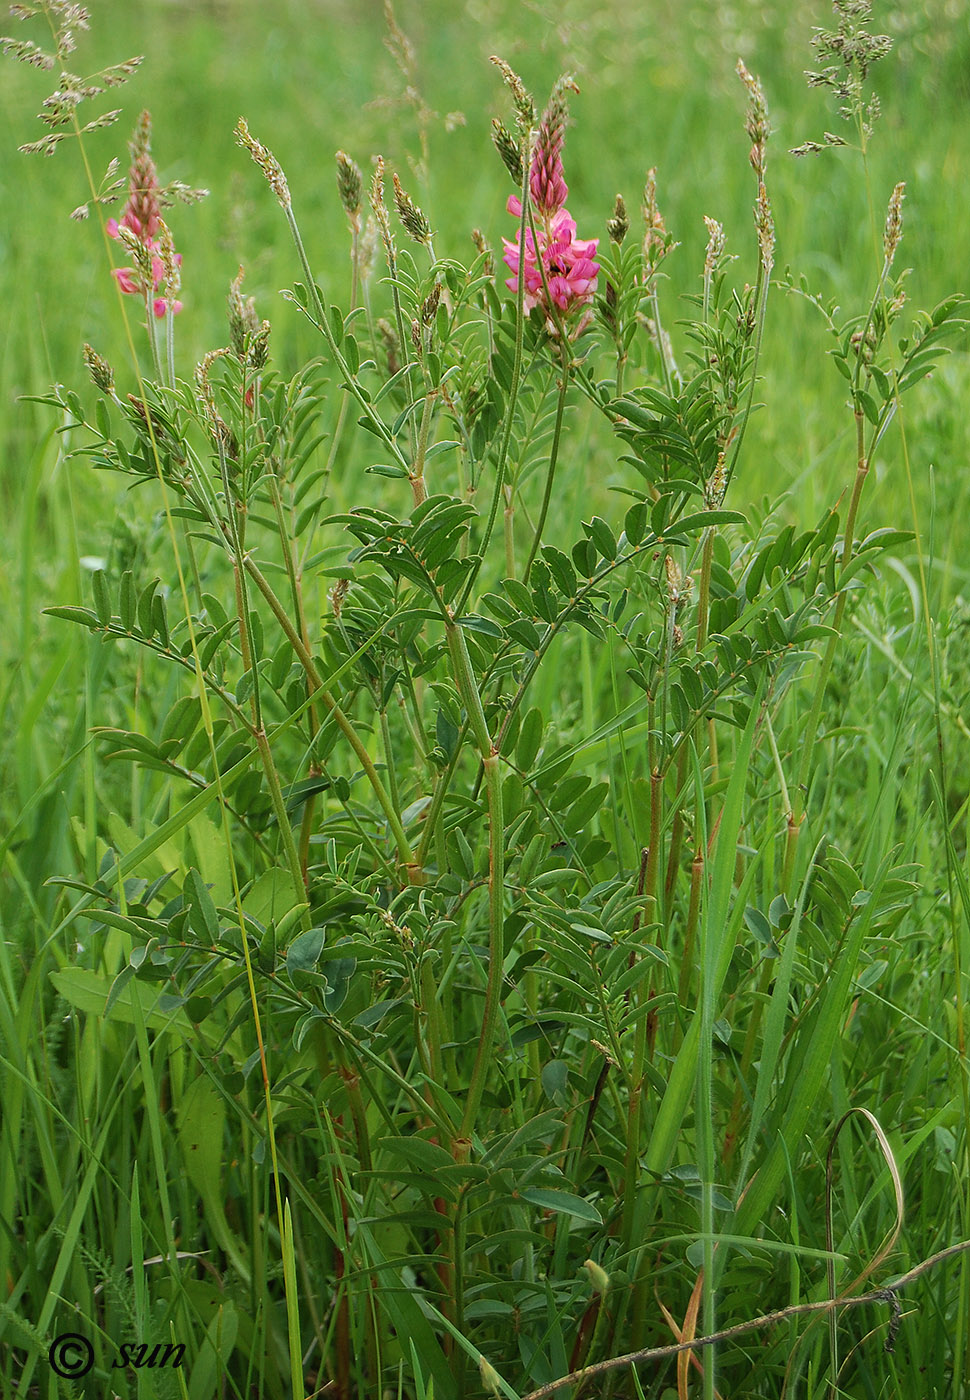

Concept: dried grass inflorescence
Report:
left=3, top=3, right=141, bottom=157
left=792, top=0, right=892, bottom=153
left=641, top=167, right=671, bottom=271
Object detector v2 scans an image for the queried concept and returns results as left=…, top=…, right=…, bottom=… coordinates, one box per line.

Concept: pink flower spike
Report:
left=529, top=75, right=576, bottom=217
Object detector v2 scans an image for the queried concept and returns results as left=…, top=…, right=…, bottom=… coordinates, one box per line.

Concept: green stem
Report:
left=457, top=140, right=533, bottom=612
left=523, top=347, right=570, bottom=581
left=411, top=389, right=436, bottom=507
left=242, top=554, right=417, bottom=875
left=788, top=410, right=870, bottom=878
left=282, top=203, right=410, bottom=472
left=447, top=623, right=505, bottom=1142
left=725, top=256, right=769, bottom=493
left=217, top=440, right=309, bottom=917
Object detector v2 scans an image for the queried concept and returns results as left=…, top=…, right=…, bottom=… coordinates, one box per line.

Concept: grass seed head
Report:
left=358, top=215, right=379, bottom=284
left=703, top=215, right=725, bottom=275
left=642, top=168, right=672, bottom=269
left=227, top=266, right=268, bottom=366
left=235, top=117, right=290, bottom=211
left=82, top=343, right=114, bottom=395
left=756, top=183, right=775, bottom=273
left=883, top=180, right=905, bottom=265
left=155, top=219, right=179, bottom=298
left=369, top=155, right=395, bottom=255
left=471, top=227, right=494, bottom=277
left=489, top=54, right=535, bottom=130
left=737, top=59, right=770, bottom=177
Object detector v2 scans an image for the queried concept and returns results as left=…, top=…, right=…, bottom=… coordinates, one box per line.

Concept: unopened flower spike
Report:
left=607, top=194, right=629, bottom=245
left=392, top=172, right=433, bottom=246
left=529, top=73, right=577, bottom=216
left=421, top=281, right=441, bottom=326
left=335, top=149, right=362, bottom=231
left=491, top=118, right=523, bottom=186
left=369, top=155, right=394, bottom=251
left=83, top=342, right=115, bottom=396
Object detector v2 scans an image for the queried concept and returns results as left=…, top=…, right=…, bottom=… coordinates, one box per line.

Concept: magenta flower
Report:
left=108, top=224, right=183, bottom=319
left=107, top=111, right=182, bottom=318
left=502, top=194, right=599, bottom=318
left=500, top=77, right=598, bottom=325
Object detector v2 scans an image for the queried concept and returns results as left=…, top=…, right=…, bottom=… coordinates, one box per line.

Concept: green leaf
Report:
left=378, top=1136, right=457, bottom=1174
left=119, top=570, right=136, bottom=631
left=177, top=1074, right=225, bottom=1201
left=137, top=578, right=160, bottom=637
left=92, top=569, right=112, bottom=626
left=624, top=501, right=649, bottom=547
left=286, top=926, right=326, bottom=976
left=42, top=606, right=101, bottom=631
left=184, top=868, right=219, bottom=942
left=457, top=613, right=504, bottom=638
left=516, top=707, right=544, bottom=772
left=520, top=1188, right=602, bottom=1223
left=49, top=968, right=193, bottom=1036
left=585, top=516, right=617, bottom=561
left=541, top=1060, right=569, bottom=1104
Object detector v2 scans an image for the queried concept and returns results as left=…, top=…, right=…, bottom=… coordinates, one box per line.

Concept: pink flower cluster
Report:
left=503, top=194, right=599, bottom=316
left=107, top=208, right=182, bottom=319
left=107, top=114, right=182, bottom=319
left=501, top=86, right=598, bottom=325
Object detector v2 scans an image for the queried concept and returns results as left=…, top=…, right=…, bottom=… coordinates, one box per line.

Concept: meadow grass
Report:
left=1, top=2, right=970, bottom=1398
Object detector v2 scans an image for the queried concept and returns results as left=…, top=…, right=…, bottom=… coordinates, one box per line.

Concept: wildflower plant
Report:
left=5, top=3, right=970, bottom=1399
